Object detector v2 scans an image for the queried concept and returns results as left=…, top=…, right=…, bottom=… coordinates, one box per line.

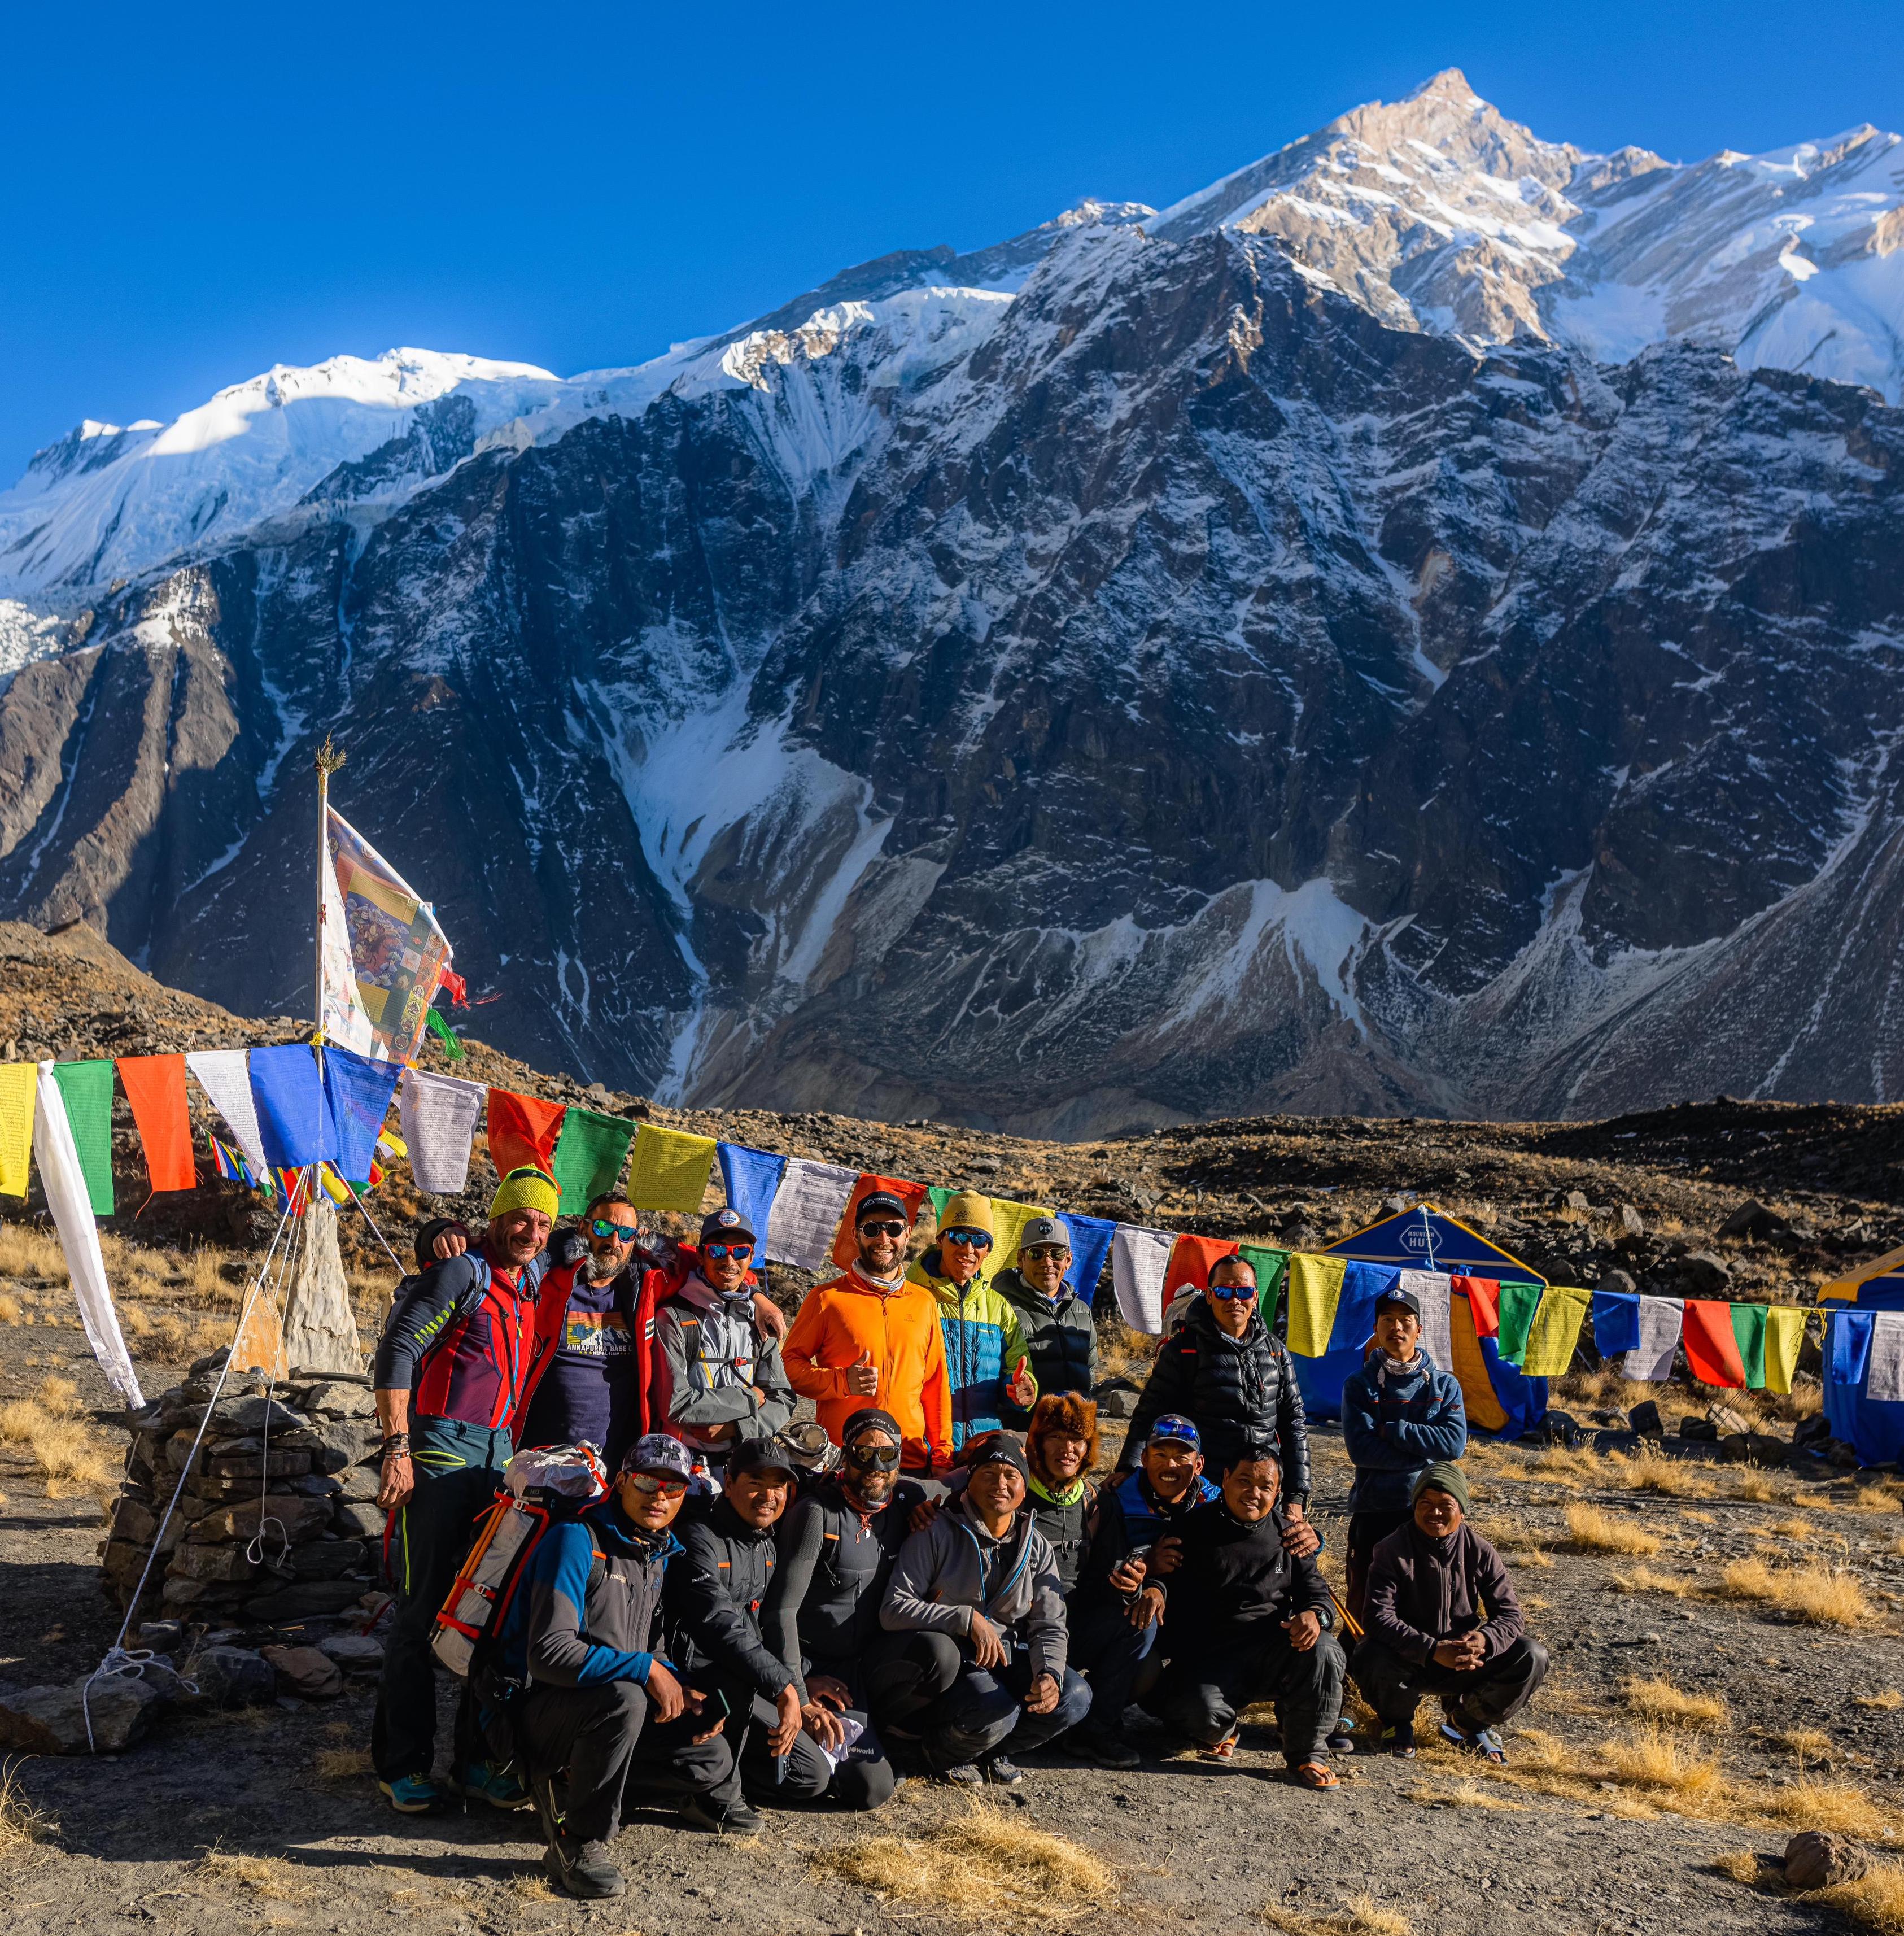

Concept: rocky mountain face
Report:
left=2, top=79, right=1903, bottom=1135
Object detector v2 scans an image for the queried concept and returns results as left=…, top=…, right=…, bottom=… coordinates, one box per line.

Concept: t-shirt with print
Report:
left=521, top=1267, right=641, bottom=1465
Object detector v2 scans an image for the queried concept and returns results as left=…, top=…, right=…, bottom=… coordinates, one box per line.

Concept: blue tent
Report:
left=1822, top=1279, right=1904, bottom=1468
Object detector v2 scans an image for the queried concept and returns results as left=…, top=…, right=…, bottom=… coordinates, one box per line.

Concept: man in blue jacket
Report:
left=1339, top=1284, right=1466, bottom=1626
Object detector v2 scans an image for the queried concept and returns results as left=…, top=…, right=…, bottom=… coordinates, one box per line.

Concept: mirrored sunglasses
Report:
left=626, top=1471, right=688, bottom=1495
left=859, top=1220, right=907, bottom=1239
left=1149, top=1416, right=1201, bottom=1445
left=591, top=1219, right=640, bottom=1242
left=845, top=1442, right=903, bottom=1471
left=702, top=1242, right=753, bottom=1262
left=1209, top=1280, right=1257, bottom=1300
left=942, top=1229, right=993, bottom=1250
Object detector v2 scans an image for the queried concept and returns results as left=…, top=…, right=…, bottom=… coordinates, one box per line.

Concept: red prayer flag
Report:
left=116, top=1053, right=196, bottom=1192
left=831, top=1174, right=931, bottom=1268
left=1453, top=1275, right=1501, bottom=1338
left=1163, top=1233, right=1241, bottom=1303
left=1681, top=1298, right=1748, bottom=1388
left=486, top=1088, right=566, bottom=1179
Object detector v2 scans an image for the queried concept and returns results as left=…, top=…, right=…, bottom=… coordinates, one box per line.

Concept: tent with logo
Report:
left=1818, top=1249, right=1904, bottom=1466
left=1323, top=1202, right=1551, bottom=1438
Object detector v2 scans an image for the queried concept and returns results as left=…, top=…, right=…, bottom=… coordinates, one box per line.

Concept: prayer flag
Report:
left=1236, top=1243, right=1288, bottom=1328
left=765, top=1158, right=859, bottom=1270
left=831, top=1175, right=932, bottom=1268
left=1284, top=1252, right=1347, bottom=1358
left=377, top=1126, right=407, bottom=1161
left=117, top=1054, right=195, bottom=1192
left=1449, top=1286, right=1508, bottom=1433
left=1521, top=1286, right=1592, bottom=1378
left=1331, top=1262, right=1394, bottom=1353
left=1495, top=1282, right=1543, bottom=1367
left=1829, top=1310, right=1873, bottom=1388
left=989, top=1198, right=1054, bottom=1274
left=1399, top=1270, right=1453, bottom=1373
left=318, top=1163, right=353, bottom=1205
left=1162, top=1234, right=1240, bottom=1305
left=719, top=1143, right=787, bottom=1242
left=187, top=1049, right=268, bottom=1179
left=1593, top=1290, right=1641, bottom=1358
left=426, top=1009, right=466, bottom=1061
left=1762, top=1306, right=1807, bottom=1396
left=32, top=1064, right=142, bottom=1405
left=626, top=1124, right=717, bottom=1214
left=1111, top=1224, right=1174, bottom=1334
left=487, top=1089, right=566, bottom=1179
left=1060, top=1214, right=1120, bottom=1305
left=927, top=1185, right=953, bottom=1229
left=209, top=1136, right=255, bottom=1185
left=250, top=1044, right=338, bottom=1170
left=0, top=1061, right=36, bottom=1196
left=1624, top=1295, right=1685, bottom=1382
left=1867, top=1312, right=1904, bottom=1403
left=321, top=1044, right=402, bottom=1183
left=321, top=806, right=455, bottom=1064
left=399, top=1069, right=486, bottom=1193
left=1730, top=1302, right=1770, bottom=1390
left=551, top=1107, right=637, bottom=1212
left=1454, top=1276, right=1501, bottom=1338
left=51, top=1059, right=115, bottom=1216
left=1682, top=1298, right=1747, bottom=1388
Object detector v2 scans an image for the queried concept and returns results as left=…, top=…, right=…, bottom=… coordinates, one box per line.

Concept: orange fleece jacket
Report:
left=783, top=1268, right=954, bottom=1472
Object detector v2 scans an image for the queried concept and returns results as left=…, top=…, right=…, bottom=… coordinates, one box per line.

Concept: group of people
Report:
left=368, top=1166, right=1548, bottom=1900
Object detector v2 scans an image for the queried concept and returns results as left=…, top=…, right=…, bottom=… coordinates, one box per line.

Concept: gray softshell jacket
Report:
left=649, top=1276, right=796, bottom=1455
left=880, top=1494, right=1069, bottom=1681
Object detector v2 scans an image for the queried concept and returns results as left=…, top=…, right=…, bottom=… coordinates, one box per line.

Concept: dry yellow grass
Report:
left=1813, top=1863, right=1904, bottom=1935
left=1598, top=1729, right=1725, bottom=1798
left=1849, top=1485, right=1904, bottom=1515
left=0, top=1397, right=119, bottom=1497
left=313, top=1746, right=373, bottom=1782
left=1709, top=1847, right=1764, bottom=1885
left=1477, top=1515, right=1554, bottom=1567
left=1614, top=1451, right=1717, bottom=1499
left=1855, top=1690, right=1904, bottom=1711
left=1720, top=1556, right=1875, bottom=1628
left=0, top=1292, right=20, bottom=1325
left=33, top=1375, right=77, bottom=1415
left=193, top=1849, right=312, bottom=1901
left=1768, top=1516, right=1815, bottom=1540
left=1619, top=1677, right=1728, bottom=1732
left=1403, top=1779, right=1523, bottom=1812
left=1767, top=1728, right=1835, bottom=1767
left=1264, top=1898, right=1412, bottom=1936
left=814, top=1803, right=1113, bottom=1920
left=0, top=1758, right=56, bottom=1861
left=0, top=1224, right=63, bottom=1278
left=1732, top=1469, right=1798, bottom=1504
left=1565, top=1504, right=1661, bottom=1554
left=1758, top=1777, right=1904, bottom=1845
left=1527, top=1444, right=1601, bottom=1485
left=1612, top=1564, right=1694, bottom=1597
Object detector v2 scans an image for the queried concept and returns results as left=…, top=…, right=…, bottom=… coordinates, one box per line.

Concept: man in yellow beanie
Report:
left=370, top=1165, right=569, bottom=1815
left=908, top=1189, right=1037, bottom=1455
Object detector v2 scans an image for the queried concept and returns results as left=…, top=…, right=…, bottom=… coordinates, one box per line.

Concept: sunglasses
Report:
left=1209, top=1281, right=1257, bottom=1300
left=859, top=1221, right=907, bottom=1239
left=702, top=1242, right=753, bottom=1262
left=625, top=1471, right=688, bottom=1495
left=1021, top=1246, right=1068, bottom=1262
left=942, top=1229, right=993, bottom=1251
left=591, top=1219, right=639, bottom=1242
left=1149, top=1417, right=1201, bottom=1446
left=845, top=1442, right=903, bottom=1471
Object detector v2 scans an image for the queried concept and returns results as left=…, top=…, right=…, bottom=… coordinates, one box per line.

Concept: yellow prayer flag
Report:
left=627, top=1123, right=718, bottom=1214
left=989, top=1197, right=1054, bottom=1274
left=0, top=1062, right=36, bottom=1197
left=1762, top=1305, right=1807, bottom=1395
left=1521, top=1285, right=1592, bottom=1378
left=1284, top=1253, right=1346, bottom=1358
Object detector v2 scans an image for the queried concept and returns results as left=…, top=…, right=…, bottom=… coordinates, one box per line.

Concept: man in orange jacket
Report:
left=784, top=1191, right=953, bottom=1475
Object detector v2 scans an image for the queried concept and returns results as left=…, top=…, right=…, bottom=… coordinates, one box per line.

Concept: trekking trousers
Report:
left=1352, top=1634, right=1550, bottom=1733
left=1155, top=1626, right=1347, bottom=1765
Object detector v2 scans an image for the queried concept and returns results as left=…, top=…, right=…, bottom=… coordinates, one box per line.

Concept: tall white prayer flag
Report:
left=1399, top=1269, right=1454, bottom=1373
left=1624, top=1294, right=1685, bottom=1382
left=322, top=807, right=455, bottom=1064
left=765, top=1159, right=859, bottom=1271
left=1112, top=1224, right=1175, bottom=1335
left=186, top=1049, right=268, bottom=1180
left=399, top=1069, right=487, bottom=1194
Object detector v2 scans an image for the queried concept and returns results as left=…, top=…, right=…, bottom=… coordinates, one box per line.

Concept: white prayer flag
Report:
left=399, top=1068, right=487, bottom=1194
left=1112, top=1224, right=1175, bottom=1335
left=1867, top=1310, right=1904, bottom=1404
left=765, top=1159, right=859, bottom=1271
left=34, top=1063, right=143, bottom=1407
left=187, top=1049, right=267, bottom=1180
left=1623, top=1294, right=1685, bottom=1382
left=323, top=807, right=455, bottom=1065
left=1399, top=1269, right=1454, bottom=1373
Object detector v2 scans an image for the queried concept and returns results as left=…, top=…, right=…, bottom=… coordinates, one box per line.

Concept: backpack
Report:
left=431, top=1442, right=609, bottom=1677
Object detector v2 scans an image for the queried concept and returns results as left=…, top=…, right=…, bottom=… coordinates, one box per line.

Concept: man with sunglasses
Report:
left=505, top=1433, right=741, bottom=1895
left=1120, top=1254, right=1318, bottom=1561
left=993, top=1216, right=1098, bottom=1428
left=650, top=1207, right=795, bottom=1475
left=763, top=1407, right=928, bottom=1809
left=906, top=1190, right=1037, bottom=1454
left=785, top=1191, right=953, bottom=1475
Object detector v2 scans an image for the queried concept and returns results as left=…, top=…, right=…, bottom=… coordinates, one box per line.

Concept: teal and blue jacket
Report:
left=910, top=1246, right=1037, bottom=1451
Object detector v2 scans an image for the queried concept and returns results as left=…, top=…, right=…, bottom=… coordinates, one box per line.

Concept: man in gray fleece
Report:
left=878, top=1432, right=1092, bottom=1785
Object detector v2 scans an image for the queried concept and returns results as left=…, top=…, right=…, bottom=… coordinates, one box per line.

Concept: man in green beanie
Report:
left=1352, top=1462, right=1548, bottom=1761
left=370, top=1165, right=573, bottom=1814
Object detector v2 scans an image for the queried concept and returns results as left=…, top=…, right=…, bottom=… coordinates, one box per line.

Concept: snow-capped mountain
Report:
left=2, top=78, right=1903, bottom=1130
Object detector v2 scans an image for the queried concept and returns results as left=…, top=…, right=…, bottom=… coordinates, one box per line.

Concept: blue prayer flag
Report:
left=1592, top=1290, right=1641, bottom=1358
left=249, top=1045, right=338, bottom=1170
left=1058, top=1213, right=1117, bottom=1304
left=322, top=1044, right=403, bottom=1184
left=718, top=1143, right=787, bottom=1245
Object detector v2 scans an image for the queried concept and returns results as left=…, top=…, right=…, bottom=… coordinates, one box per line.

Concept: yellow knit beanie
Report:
left=491, top=1165, right=560, bottom=1220
left=938, top=1190, right=995, bottom=1237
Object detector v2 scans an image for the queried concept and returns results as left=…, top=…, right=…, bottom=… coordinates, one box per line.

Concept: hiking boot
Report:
left=529, top=1772, right=565, bottom=1845
left=543, top=1833, right=625, bottom=1900
left=935, top=1760, right=985, bottom=1788
left=455, top=1760, right=529, bottom=1809
left=378, top=1773, right=446, bottom=1814
left=679, top=1794, right=763, bottom=1835
left=981, top=1754, right=1025, bottom=1786
left=1073, top=1726, right=1141, bottom=1770
left=1381, top=1721, right=1417, bottom=1758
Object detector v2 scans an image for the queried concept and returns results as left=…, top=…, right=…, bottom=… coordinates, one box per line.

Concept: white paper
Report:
left=1622, top=1294, right=1685, bottom=1383
left=34, top=1063, right=143, bottom=1406
left=399, top=1067, right=487, bottom=1194
left=1399, top=1268, right=1453, bottom=1373
left=1866, top=1310, right=1904, bottom=1403
left=764, top=1158, right=859, bottom=1271
left=186, top=1048, right=268, bottom=1179
left=1112, top=1224, right=1174, bottom=1335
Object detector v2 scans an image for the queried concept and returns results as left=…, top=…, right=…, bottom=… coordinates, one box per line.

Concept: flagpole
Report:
left=313, top=738, right=346, bottom=1225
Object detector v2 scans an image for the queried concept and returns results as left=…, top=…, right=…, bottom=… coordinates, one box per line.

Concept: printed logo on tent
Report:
left=1398, top=1223, right=1431, bottom=1255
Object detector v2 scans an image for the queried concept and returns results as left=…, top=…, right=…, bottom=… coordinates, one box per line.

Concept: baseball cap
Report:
left=726, top=1435, right=798, bottom=1481
left=1146, top=1414, right=1202, bottom=1450
left=620, top=1433, right=695, bottom=1484
left=700, top=1205, right=757, bottom=1246
left=857, top=1189, right=911, bottom=1227
left=1376, top=1284, right=1424, bottom=1319
left=1017, top=1216, right=1069, bottom=1254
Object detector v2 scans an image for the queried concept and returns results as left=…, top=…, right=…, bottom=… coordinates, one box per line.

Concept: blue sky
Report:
left=3, top=0, right=1901, bottom=477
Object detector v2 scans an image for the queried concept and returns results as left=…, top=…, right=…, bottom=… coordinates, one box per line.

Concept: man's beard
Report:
left=588, top=1251, right=625, bottom=1284
left=847, top=1472, right=896, bottom=1508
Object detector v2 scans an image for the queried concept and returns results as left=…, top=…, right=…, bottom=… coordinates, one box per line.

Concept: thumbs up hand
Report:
left=846, top=1348, right=879, bottom=1396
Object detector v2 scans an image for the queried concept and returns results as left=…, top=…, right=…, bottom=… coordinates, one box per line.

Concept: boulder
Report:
left=1679, top=1251, right=1731, bottom=1294
left=1597, top=1268, right=1637, bottom=1297
left=1097, top=1389, right=1137, bottom=1420
left=1720, top=1201, right=1787, bottom=1242
left=186, top=1644, right=276, bottom=1708
left=1628, top=1401, right=1665, bottom=1440
left=0, top=1675, right=166, bottom=1754
left=1564, top=1189, right=1591, bottom=1213
left=301, top=1380, right=377, bottom=1419
left=260, top=1644, right=344, bottom=1701
left=332, top=1501, right=387, bottom=1540
left=287, top=1538, right=370, bottom=1581
left=243, top=1579, right=367, bottom=1622
left=1706, top=1402, right=1753, bottom=1437
left=165, top=1542, right=260, bottom=1584
left=1617, top=1206, right=1645, bottom=1243
left=1784, top=1830, right=1870, bottom=1889
left=278, top=1419, right=378, bottom=1473
left=1679, top=1416, right=1719, bottom=1442
left=1793, top=1414, right=1832, bottom=1449
left=108, top=1498, right=184, bottom=1554
left=317, top=1632, right=385, bottom=1674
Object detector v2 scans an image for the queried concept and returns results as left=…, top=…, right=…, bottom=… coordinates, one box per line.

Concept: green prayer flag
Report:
left=550, top=1106, right=636, bottom=1213
left=1238, top=1244, right=1288, bottom=1328
left=1495, top=1281, right=1544, bottom=1367
left=1730, top=1301, right=1770, bottom=1390
left=928, top=1187, right=954, bottom=1230
left=51, top=1058, right=115, bottom=1216
left=426, top=1009, right=466, bottom=1061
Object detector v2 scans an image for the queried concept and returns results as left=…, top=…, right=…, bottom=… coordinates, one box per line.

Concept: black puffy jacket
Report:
left=993, top=1268, right=1098, bottom=1426
left=1122, top=1298, right=1311, bottom=1502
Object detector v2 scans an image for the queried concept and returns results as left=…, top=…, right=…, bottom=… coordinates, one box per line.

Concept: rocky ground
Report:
left=2, top=922, right=1903, bottom=1932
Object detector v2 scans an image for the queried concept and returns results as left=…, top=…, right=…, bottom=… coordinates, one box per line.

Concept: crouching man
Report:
left=879, top=1432, right=1091, bottom=1786
left=1354, top=1461, right=1548, bottom=1761
left=1148, top=1442, right=1346, bottom=1789
left=501, top=1435, right=738, bottom=1899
